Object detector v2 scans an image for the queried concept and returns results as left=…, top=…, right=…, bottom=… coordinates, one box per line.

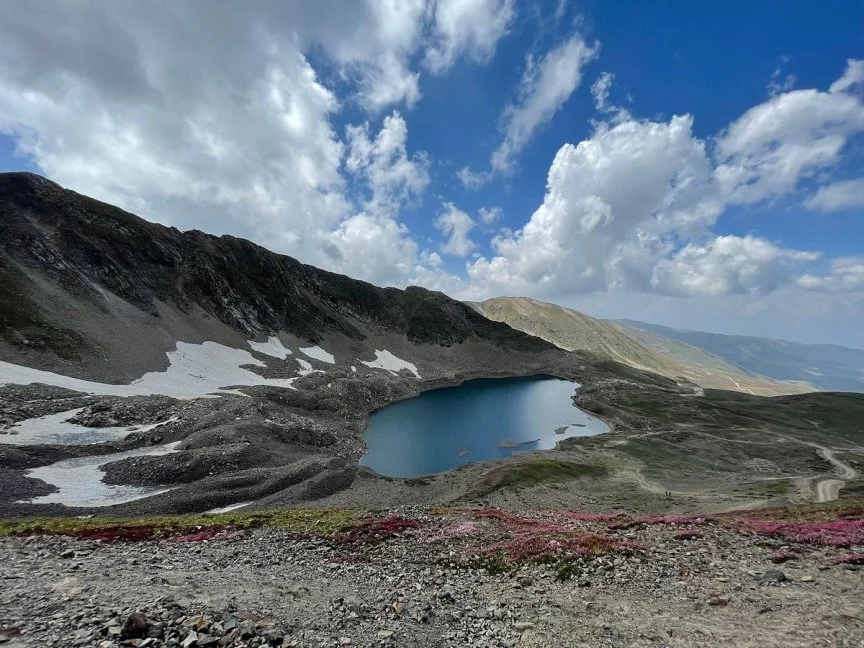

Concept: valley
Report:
left=1, top=173, right=863, bottom=646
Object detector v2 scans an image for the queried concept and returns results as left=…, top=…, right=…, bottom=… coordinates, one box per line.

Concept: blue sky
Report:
left=1, top=1, right=863, bottom=346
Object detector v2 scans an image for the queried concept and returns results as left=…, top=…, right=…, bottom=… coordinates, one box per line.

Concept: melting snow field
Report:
left=0, top=341, right=301, bottom=399
left=361, top=350, right=421, bottom=378
left=299, top=345, right=336, bottom=364
left=205, top=501, right=251, bottom=515
left=20, top=442, right=181, bottom=507
left=248, top=336, right=292, bottom=359
left=0, top=410, right=179, bottom=446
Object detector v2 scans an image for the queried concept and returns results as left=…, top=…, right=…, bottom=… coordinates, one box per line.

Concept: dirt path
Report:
left=812, top=447, right=860, bottom=503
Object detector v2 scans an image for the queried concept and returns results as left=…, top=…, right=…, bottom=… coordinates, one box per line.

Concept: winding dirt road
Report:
left=814, top=447, right=860, bottom=503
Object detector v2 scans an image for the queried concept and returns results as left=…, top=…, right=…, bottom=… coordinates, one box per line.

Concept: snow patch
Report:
left=248, top=336, right=292, bottom=359
left=20, top=442, right=182, bottom=507
left=295, top=358, right=323, bottom=376
left=205, top=501, right=251, bottom=515
left=299, top=345, right=335, bottom=364
left=360, top=350, right=420, bottom=378
left=0, top=341, right=299, bottom=399
left=1, top=411, right=179, bottom=447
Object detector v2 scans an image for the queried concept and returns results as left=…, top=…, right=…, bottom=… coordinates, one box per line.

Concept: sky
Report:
left=0, top=1, right=863, bottom=347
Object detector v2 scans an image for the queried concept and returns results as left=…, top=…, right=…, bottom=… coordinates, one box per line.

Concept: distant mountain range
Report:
left=614, top=320, right=864, bottom=393
left=467, top=297, right=815, bottom=396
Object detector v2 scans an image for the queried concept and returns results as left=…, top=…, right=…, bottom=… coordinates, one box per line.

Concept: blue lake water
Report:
left=360, top=376, right=609, bottom=478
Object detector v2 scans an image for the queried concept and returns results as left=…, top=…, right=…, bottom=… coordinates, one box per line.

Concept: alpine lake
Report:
left=360, top=376, right=609, bottom=478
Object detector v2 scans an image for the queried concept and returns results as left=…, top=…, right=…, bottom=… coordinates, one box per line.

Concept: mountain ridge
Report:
left=615, top=318, right=864, bottom=393
left=0, top=172, right=552, bottom=383
left=469, top=296, right=815, bottom=396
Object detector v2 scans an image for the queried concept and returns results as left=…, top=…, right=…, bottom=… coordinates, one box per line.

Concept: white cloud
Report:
left=591, top=72, right=614, bottom=112
left=0, top=1, right=477, bottom=291
left=491, top=34, right=599, bottom=172
left=467, top=61, right=864, bottom=304
left=327, top=213, right=419, bottom=287
left=714, top=63, right=864, bottom=205
left=457, top=166, right=490, bottom=190
left=345, top=111, right=430, bottom=216
left=829, top=59, right=864, bottom=94
left=651, top=235, right=820, bottom=297
left=470, top=114, right=721, bottom=296
left=799, top=257, right=864, bottom=293
left=425, top=0, right=515, bottom=73
left=435, top=202, right=476, bottom=256
left=805, top=178, right=864, bottom=212
left=768, top=57, right=796, bottom=97
left=478, top=206, right=502, bottom=224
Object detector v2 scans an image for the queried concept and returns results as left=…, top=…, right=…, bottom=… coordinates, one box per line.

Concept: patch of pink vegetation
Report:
left=333, top=513, right=421, bottom=545
left=634, top=515, right=709, bottom=526
left=742, top=518, right=864, bottom=547
left=473, top=509, right=571, bottom=533
left=472, top=508, right=640, bottom=563
left=420, top=521, right=478, bottom=544
left=674, top=530, right=704, bottom=540
left=485, top=531, right=641, bottom=563
left=830, top=552, right=864, bottom=565
left=769, top=549, right=801, bottom=564
left=563, top=512, right=627, bottom=523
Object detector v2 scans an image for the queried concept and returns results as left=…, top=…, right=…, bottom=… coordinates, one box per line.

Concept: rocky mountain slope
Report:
left=0, top=172, right=549, bottom=383
left=1, top=172, right=863, bottom=526
left=616, top=319, right=864, bottom=393
left=0, top=172, right=583, bottom=517
left=469, top=297, right=812, bottom=396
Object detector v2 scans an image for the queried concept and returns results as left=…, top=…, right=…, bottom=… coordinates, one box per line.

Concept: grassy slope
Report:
left=471, top=297, right=812, bottom=396
left=615, top=318, right=862, bottom=392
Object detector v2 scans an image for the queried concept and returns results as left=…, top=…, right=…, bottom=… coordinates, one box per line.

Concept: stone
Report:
left=238, top=620, right=256, bottom=639
left=122, top=612, right=150, bottom=639
left=263, top=628, right=284, bottom=646
left=376, top=630, right=395, bottom=639
left=708, top=596, right=729, bottom=606
left=343, top=596, right=364, bottom=613
left=197, top=634, right=218, bottom=647
left=181, top=631, right=198, bottom=648
left=760, top=570, right=787, bottom=584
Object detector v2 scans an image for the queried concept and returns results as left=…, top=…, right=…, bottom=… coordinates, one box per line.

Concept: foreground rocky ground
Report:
left=1, top=504, right=862, bottom=648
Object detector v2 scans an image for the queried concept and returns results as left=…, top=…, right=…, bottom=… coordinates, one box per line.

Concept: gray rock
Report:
left=760, top=570, right=787, bottom=584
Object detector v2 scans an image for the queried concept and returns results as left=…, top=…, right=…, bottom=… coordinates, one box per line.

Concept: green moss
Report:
left=469, top=459, right=608, bottom=498
left=0, top=508, right=356, bottom=539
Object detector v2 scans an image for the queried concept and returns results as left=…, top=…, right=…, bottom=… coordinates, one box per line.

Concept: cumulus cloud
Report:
left=651, top=236, right=820, bottom=297
left=425, top=0, right=515, bottom=73
left=478, top=206, right=502, bottom=224
left=714, top=62, right=864, bottom=205
left=467, top=61, right=864, bottom=303
left=591, top=72, right=614, bottom=112
left=829, top=59, right=864, bottom=94
left=435, top=202, right=477, bottom=256
left=799, top=257, right=864, bottom=293
left=470, top=115, right=720, bottom=296
left=457, top=166, right=490, bottom=190
left=805, top=178, right=864, bottom=212
left=491, top=34, right=599, bottom=172
left=345, top=112, right=430, bottom=216
left=0, top=0, right=488, bottom=290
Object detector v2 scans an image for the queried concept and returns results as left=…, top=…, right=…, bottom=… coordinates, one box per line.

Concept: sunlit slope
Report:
left=470, top=297, right=814, bottom=396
